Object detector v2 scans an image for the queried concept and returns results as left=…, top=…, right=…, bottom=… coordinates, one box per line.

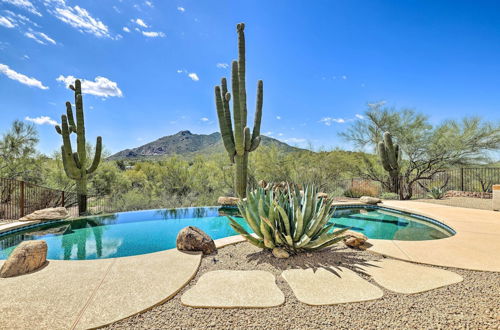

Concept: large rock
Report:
left=359, top=196, right=382, bottom=205
left=0, top=240, right=47, bottom=278
left=176, top=226, right=216, bottom=255
left=19, top=207, right=69, bottom=221
left=343, top=230, right=368, bottom=248
left=217, top=196, right=240, bottom=206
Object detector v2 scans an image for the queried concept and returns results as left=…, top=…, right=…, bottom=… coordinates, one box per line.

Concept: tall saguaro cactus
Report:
left=55, top=80, right=102, bottom=215
left=215, top=23, right=263, bottom=198
left=377, top=132, right=400, bottom=195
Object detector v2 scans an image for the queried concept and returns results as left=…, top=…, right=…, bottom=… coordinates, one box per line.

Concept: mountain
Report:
left=108, top=130, right=303, bottom=160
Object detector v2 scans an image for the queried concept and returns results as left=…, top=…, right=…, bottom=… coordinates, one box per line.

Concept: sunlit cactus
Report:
left=215, top=23, right=263, bottom=198
left=55, top=79, right=102, bottom=215
left=377, top=132, right=400, bottom=194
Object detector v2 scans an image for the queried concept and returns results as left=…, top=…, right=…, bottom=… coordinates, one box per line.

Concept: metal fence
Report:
left=0, top=178, right=79, bottom=220
left=328, top=167, right=500, bottom=210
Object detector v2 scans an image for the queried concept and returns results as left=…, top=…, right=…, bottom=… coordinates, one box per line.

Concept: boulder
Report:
left=359, top=196, right=382, bottom=205
left=19, top=207, right=69, bottom=221
left=343, top=230, right=368, bottom=248
left=272, top=247, right=290, bottom=259
left=317, top=192, right=328, bottom=199
left=176, top=226, right=216, bottom=255
left=217, top=196, right=240, bottom=206
left=0, top=240, right=47, bottom=278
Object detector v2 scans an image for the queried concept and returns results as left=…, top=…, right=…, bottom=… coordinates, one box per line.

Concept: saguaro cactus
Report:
left=55, top=80, right=102, bottom=215
left=215, top=23, right=263, bottom=198
left=377, top=131, right=400, bottom=195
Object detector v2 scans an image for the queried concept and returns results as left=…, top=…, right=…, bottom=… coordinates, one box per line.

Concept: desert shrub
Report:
left=427, top=186, right=446, bottom=199
left=343, top=180, right=379, bottom=198
left=380, top=192, right=399, bottom=200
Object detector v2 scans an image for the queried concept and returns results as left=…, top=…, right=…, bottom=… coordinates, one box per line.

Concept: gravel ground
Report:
left=107, top=242, right=500, bottom=330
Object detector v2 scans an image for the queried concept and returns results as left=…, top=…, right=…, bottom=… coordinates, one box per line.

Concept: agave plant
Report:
left=428, top=186, right=446, bottom=199
left=228, top=185, right=349, bottom=253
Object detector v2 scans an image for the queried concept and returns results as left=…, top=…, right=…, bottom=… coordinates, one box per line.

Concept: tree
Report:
left=341, top=103, right=500, bottom=199
left=0, top=120, right=43, bottom=182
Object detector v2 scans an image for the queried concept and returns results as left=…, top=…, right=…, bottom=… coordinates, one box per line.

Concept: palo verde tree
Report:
left=55, top=80, right=102, bottom=214
left=341, top=102, right=500, bottom=199
left=215, top=23, right=263, bottom=198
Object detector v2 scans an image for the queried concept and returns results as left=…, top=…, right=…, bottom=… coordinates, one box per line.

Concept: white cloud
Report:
left=216, top=63, right=229, bottom=69
left=0, top=16, right=15, bottom=28
left=122, top=26, right=130, bottom=32
left=200, top=117, right=209, bottom=122
left=177, top=69, right=199, bottom=81
left=188, top=73, right=199, bottom=81
left=25, top=116, right=58, bottom=126
left=264, top=131, right=273, bottom=136
left=45, top=0, right=111, bottom=38
left=134, top=18, right=148, bottom=28
left=141, top=30, right=165, bottom=38
left=276, top=116, right=281, bottom=120
left=278, top=133, right=284, bottom=136
left=56, top=75, right=123, bottom=98
left=0, top=63, right=48, bottom=89
left=355, top=114, right=365, bottom=120
left=341, top=75, right=347, bottom=80
left=24, top=31, right=57, bottom=45
left=2, top=0, right=42, bottom=16
left=145, top=1, right=153, bottom=8
left=177, top=6, right=185, bottom=12
left=320, top=117, right=346, bottom=126
left=112, top=5, right=120, bottom=13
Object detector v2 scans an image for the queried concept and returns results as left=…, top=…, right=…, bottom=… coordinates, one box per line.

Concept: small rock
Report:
left=359, top=196, right=382, bottom=205
left=272, top=247, right=290, bottom=259
left=0, top=240, right=47, bottom=278
left=176, top=226, right=216, bottom=255
left=19, top=207, right=69, bottom=221
left=217, top=196, right=240, bottom=206
left=343, top=230, right=368, bottom=248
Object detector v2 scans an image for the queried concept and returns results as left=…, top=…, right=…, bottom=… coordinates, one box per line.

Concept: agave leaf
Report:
left=274, top=202, right=291, bottom=237
left=260, top=216, right=275, bottom=248
left=295, top=233, right=312, bottom=248
left=228, top=217, right=265, bottom=248
left=293, top=207, right=304, bottom=241
left=305, top=235, right=345, bottom=250
left=260, top=215, right=275, bottom=230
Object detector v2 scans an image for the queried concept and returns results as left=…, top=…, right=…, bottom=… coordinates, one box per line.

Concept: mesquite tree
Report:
left=55, top=80, right=102, bottom=214
left=215, top=23, right=263, bottom=198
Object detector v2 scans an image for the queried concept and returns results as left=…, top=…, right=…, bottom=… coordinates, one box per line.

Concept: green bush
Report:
left=228, top=185, right=349, bottom=254
left=428, top=187, right=446, bottom=199
left=380, top=192, right=399, bottom=200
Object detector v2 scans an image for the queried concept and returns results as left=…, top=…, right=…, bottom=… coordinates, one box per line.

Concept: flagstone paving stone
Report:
left=359, top=258, right=463, bottom=294
left=282, top=267, right=383, bottom=305
left=181, top=270, right=285, bottom=308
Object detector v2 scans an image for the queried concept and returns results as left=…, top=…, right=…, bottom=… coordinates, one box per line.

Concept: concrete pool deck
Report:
left=0, top=249, right=201, bottom=330
left=367, top=201, right=500, bottom=272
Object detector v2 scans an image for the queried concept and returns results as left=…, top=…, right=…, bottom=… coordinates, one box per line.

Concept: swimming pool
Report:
left=0, top=205, right=454, bottom=260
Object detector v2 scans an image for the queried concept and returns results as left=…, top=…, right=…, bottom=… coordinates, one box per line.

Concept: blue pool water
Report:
left=0, top=206, right=454, bottom=260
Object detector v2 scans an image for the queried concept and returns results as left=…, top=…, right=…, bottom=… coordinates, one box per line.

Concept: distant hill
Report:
left=108, top=130, right=303, bottom=160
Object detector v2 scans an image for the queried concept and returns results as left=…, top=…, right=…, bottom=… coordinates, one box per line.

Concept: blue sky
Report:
left=1, top=0, right=499, bottom=155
